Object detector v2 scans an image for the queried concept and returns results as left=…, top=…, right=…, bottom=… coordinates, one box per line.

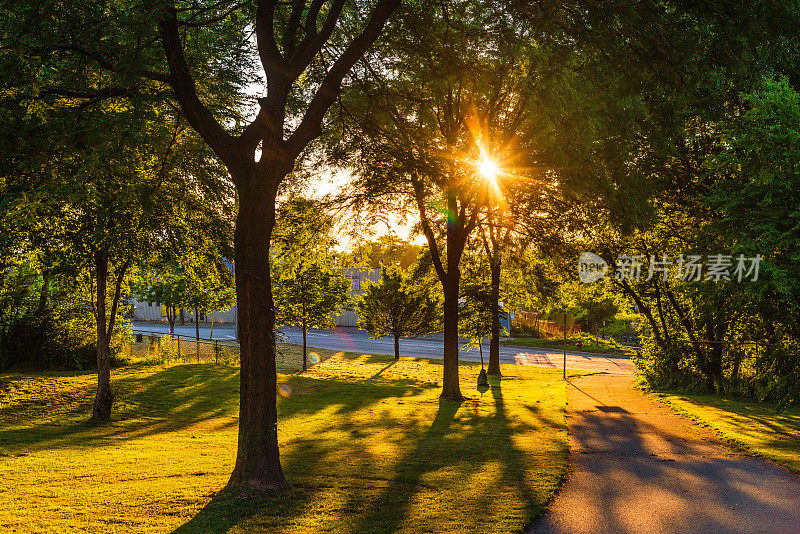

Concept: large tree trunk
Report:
left=228, top=179, right=287, bottom=490
left=487, top=259, right=502, bottom=376
left=442, top=270, right=461, bottom=399
left=92, top=251, right=113, bottom=421
left=157, top=0, right=401, bottom=492
left=441, top=193, right=463, bottom=400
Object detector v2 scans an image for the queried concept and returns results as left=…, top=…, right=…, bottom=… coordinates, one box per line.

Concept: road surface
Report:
left=130, top=322, right=634, bottom=374
left=531, top=374, right=800, bottom=533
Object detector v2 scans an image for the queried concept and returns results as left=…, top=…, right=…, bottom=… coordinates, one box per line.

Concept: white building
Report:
left=335, top=267, right=381, bottom=327
left=130, top=266, right=379, bottom=327
left=130, top=299, right=236, bottom=324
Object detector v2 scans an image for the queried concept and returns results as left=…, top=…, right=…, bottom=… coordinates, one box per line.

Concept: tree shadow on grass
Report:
left=338, top=377, right=556, bottom=533
left=172, top=485, right=313, bottom=534
left=370, top=360, right=398, bottom=379
left=345, top=396, right=462, bottom=533
left=489, top=378, right=551, bottom=530
left=168, top=376, right=434, bottom=533
left=0, top=363, right=429, bottom=459
left=168, top=370, right=569, bottom=533
left=0, top=364, right=244, bottom=454
left=276, top=376, right=425, bottom=420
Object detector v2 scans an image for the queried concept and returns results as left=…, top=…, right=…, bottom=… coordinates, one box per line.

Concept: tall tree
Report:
left=0, top=60, right=230, bottom=419
left=155, top=0, right=401, bottom=489
left=333, top=1, right=551, bottom=399
left=6, top=0, right=399, bottom=487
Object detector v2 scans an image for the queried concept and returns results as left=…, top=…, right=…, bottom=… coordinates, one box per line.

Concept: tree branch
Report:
left=255, top=0, right=285, bottom=79
left=107, top=258, right=132, bottom=334
left=37, top=86, right=131, bottom=101
left=282, top=0, right=307, bottom=55
left=289, top=0, right=345, bottom=75
left=286, top=0, right=400, bottom=157
left=411, top=174, right=447, bottom=283
left=159, top=6, right=238, bottom=170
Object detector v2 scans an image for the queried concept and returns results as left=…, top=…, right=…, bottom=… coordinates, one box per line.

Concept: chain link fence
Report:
left=125, top=329, right=241, bottom=365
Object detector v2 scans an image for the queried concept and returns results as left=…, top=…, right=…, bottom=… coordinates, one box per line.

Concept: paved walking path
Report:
left=531, top=374, right=800, bottom=534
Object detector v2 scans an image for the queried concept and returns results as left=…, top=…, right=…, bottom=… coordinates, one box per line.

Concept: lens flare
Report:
left=308, top=352, right=320, bottom=365
left=478, top=157, right=500, bottom=181
left=279, top=383, right=293, bottom=397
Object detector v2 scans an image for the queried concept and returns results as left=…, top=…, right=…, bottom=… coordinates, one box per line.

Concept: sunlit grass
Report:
left=656, top=393, right=800, bottom=472
left=0, top=347, right=569, bottom=533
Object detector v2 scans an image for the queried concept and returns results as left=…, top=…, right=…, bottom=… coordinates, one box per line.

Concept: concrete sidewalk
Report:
left=531, top=375, right=800, bottom=534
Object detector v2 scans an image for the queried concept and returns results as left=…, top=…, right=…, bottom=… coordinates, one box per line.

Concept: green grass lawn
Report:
left=655, top=392, right=800, bottom=472
left=502, top=335, right=636, bottom=356
left=0, top=345, right=569, bottom=533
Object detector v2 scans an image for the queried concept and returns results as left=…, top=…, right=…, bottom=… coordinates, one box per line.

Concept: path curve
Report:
left=531, top=374, right=800, bottom=534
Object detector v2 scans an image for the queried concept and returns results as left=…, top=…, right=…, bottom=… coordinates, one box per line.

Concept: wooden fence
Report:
left=512, top=311, right=581, bottom=338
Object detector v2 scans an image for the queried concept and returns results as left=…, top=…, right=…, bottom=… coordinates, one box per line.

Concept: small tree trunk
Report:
left=731, top=349, right=743, bottom=388
left=195, top=306, right=200, bottom=361
left=37, top=270, right=51, bottom=316
left=394, top=334, right=400, bottom=360
left=93, top=335, right=113, bottom=421
left=302, top=316, right=308, bottom=372
left=227, top=177, right=286, bottom=490
left=442, top=277, right=461, bottom=399
left=92, top=250, right=113, bottom=421
left=180, top=308, right=185, bottom=326
left=703, top=320, right=717, bottom=392
left=487, top=259, right=502, bottom=376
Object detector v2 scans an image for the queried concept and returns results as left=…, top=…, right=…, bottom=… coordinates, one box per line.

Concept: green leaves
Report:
left=272, top=196, right=351, bottom=330
left=274, top=259, right=351, bottom=330
left=356, top=266, right=441, bottom=340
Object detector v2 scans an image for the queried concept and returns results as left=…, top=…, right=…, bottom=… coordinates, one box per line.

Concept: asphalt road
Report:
left=130, top=321, right=634, bottom=374
left=531, top=374, right=800, bottom=533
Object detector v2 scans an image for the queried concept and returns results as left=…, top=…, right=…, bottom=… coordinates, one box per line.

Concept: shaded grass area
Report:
left=656, top=392, right=800, bottom=472
left=502, top=335, right=635, bottom=356
left=0, top=347, right=568, bottom=533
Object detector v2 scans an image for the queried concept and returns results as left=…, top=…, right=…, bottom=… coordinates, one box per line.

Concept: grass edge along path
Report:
left=0, top=347, right=570, bottom=534
left=502, top=336, right=636, bottom=357
left=652, top=390, right=800, bottom=473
